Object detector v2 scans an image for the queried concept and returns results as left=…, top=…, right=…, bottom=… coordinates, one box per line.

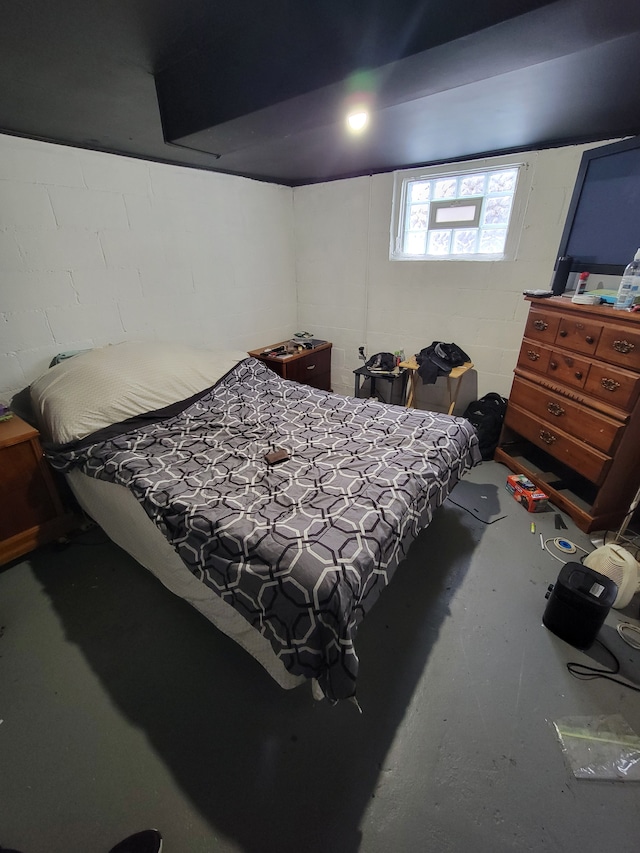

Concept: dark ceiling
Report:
left=1, top=0, right=640, bottom=186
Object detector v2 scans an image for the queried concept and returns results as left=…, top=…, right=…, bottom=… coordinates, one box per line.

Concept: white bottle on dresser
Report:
left=614, top=248, right=640, bottom=310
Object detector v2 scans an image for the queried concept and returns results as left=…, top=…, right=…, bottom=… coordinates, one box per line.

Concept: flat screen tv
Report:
left=556, top=135, right=640, bottom=277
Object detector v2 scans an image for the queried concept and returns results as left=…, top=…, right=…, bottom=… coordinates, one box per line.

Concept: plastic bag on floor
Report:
left=552, top=714, right=640, bottom=780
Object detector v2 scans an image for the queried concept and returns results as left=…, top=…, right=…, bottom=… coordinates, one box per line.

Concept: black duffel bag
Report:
left=463, top=393, right=507, bottom=460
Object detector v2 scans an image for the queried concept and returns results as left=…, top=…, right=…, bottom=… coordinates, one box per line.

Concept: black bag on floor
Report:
left=463, top=393, right=507, bottom=460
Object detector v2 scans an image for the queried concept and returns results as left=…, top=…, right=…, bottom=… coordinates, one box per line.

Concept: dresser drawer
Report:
left=504, top=403, right=611, bottom=485
left=517, top=340, right=552, bottom=374
left=546, top=348, right=591, bottom=390
left=524, top=310, right=561, bottom=345
left=595, top=325, right=640, bottom=371
left=556, top=316, right=602, bottom=356
left=509, top=377, right=623, bottom=454
left=519, top=339, right=640, bottom=408
left=584, top=362, right=640, bottom=412
left=519, top=340, right=590, bottom=391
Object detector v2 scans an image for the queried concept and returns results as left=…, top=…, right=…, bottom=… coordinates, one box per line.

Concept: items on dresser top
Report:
left=496, top=297, right=640, bottom=533
left=614, top=248, right=640, bottom=311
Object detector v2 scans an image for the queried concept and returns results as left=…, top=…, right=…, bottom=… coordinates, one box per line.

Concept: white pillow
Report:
left=31, top=341, right=248, bottom=444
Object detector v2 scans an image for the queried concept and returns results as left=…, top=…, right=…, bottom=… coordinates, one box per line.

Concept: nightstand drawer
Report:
left=0, top=442, right=61, bottom=539
left=286, top=348, right=331, bottom=388
left=0, top=415, right=77, bottom=564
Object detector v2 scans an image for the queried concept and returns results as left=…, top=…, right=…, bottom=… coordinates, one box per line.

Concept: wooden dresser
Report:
left=495, top=297, right=640, bottom=533
left=0, top=415, right=76, bottom=565
left=248, top=340, right=332, bottom=391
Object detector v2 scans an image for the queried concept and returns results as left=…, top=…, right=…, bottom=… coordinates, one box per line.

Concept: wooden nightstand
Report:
left=248, top=340, right=332, bottom=391
left=0, top=415, right=77, bottom=565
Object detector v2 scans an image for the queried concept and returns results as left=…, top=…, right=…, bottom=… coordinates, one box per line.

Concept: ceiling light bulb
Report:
left=347, top=111, right=369, bottom=133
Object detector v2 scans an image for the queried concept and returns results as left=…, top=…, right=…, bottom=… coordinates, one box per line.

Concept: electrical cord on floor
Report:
left=567, top=637, right=640, bottom=693
left=617, top=622, right=640, bottom=650
left=541, top=536, right=590, bottom=563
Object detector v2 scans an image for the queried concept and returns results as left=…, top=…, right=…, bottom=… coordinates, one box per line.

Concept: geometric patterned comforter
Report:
left=47, top=358, right=481, bottom=701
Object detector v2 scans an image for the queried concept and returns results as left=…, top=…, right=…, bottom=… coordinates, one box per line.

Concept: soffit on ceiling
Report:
left=0, top=0, right=639, bottom=185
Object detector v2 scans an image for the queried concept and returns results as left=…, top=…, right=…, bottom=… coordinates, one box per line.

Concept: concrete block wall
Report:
left=1, top=132, right=614, bottom=411
left=293, top=142, right=610, bottom=404
left=0, top=134, right=296, bottom=401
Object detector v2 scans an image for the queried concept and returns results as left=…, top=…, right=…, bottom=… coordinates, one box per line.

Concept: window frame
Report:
left=390, top=153, right=534, bottom=262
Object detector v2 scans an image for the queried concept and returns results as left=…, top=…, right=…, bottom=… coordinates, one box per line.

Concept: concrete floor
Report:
left=1, top=460, right=639, bottom=853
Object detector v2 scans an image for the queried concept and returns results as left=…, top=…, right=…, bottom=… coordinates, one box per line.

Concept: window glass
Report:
left=391, top=156, right=529, bottom=261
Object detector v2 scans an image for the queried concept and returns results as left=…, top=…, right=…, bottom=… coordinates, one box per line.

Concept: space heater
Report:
left=543, top=562, right=618, bottom=650
left=583, top=544, right=640, bottom=609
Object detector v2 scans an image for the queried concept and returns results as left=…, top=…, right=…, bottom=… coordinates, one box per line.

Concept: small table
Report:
left=248, top=340, right=332, bottom=391
left=399, top=355, right=474, bottom=414
left=353, top=365, right=408, bottom=403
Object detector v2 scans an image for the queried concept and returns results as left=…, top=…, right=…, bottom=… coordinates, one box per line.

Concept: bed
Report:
left=31, top=341, right=481, bottom=703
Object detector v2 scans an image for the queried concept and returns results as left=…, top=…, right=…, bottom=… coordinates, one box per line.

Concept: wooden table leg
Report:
left=447, top=375, right=462, bottom=415
left=406, top=371, right=417, bottom=407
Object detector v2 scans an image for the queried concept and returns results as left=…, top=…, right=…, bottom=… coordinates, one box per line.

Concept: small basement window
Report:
left=390, top=153, right=533, bottom=261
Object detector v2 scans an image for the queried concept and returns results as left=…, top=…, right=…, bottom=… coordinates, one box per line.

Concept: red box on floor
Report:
left=505, top=474, right=549, bottom=512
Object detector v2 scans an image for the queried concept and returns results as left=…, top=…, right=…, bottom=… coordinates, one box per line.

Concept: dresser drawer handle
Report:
left=601, top=377, right=620, bottom=392
left=306, top=364, right=316, bottom=370
left=533, top=320, right=548, bottom=331
left=547, top=402, right=565, bottom=417
left=575, top=371, right=583, bottom=379
left=549, top=360, right=557, bottom=370
left=586, top=335, right=594, bottom=344
left=527, top=350, right=540, bottom=361
left=613, top=339, right=635, bottom=354
left=539, top=429, right=557, bottom=445
left=559, top=329, right=567, bottom=337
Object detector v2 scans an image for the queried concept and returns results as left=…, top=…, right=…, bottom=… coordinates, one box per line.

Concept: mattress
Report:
left=66, top=468, right=305, bottom=690
left=32, top=340, right=480, bottom=702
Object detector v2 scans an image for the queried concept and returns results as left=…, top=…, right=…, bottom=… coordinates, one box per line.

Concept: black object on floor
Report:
left=447, top=480, right=507, bottom=524
left=543, top=562, right=618, bottom=650
left=108, top=830, right=162, bottom=853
